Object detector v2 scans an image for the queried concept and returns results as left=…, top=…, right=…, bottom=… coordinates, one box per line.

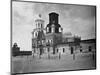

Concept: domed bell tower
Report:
left=32, top=14, right=45, bottom=56
left=46, top=12, right=63, bottom=34
left=46, top=12, right=63, bottom=54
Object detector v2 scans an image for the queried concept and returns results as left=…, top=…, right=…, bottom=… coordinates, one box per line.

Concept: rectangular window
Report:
left=63, top=48, right=65, bottom=53
left=57, top=49, right=59, bottom=53
left=41, top=24, right=42, bottom=28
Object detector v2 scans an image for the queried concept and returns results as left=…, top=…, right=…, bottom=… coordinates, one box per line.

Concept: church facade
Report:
left=32, top=12, right=81, bottom=56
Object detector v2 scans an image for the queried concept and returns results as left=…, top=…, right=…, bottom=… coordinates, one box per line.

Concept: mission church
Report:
left=32, top=12, right=81, bottom=56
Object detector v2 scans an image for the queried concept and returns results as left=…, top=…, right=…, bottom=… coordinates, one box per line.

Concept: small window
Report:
left=63, top=48, right=65, bottom=53
left=57, top=49, right=59, bottom=53
left=36, top=24, right=37, bottom=28
left=41, top=24, right=42, bottom=28
left=38, top=23, right=40, bottom=28
left=48, top=40, right=49, bottom=43
left=35, top=32, right=37, bottom=37
left=38, top=41, right=40, bottom=44
left=51, top=40, right=52, bottom=44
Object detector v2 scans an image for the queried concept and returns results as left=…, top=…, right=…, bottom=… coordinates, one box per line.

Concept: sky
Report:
left=12, top=1, right=96, bottom=51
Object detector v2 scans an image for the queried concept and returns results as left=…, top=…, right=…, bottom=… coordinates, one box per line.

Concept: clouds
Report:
left=12, top=1, right=96, bottom=50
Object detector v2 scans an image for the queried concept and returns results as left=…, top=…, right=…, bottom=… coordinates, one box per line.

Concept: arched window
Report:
left=59, top=27, right=63, bottom=32
left=38, top=23, right=40, bottom=28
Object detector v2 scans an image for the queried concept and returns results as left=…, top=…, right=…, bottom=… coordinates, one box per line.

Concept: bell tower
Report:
left=46, top=12, right=63, bottom=34
left=35, top=14, right=44, bottom=31
left=45, top=12, right=63, bottom=54
left=32, top=14, right=45, bottom=56
left=49, top=12, right=59, bottom=24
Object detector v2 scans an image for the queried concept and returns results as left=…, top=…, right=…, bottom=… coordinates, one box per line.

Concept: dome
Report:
left=35, top=14, right=44, bottom=22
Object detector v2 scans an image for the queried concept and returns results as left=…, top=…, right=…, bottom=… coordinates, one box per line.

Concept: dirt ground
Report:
left=11, top=51, right=96, bottom=74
